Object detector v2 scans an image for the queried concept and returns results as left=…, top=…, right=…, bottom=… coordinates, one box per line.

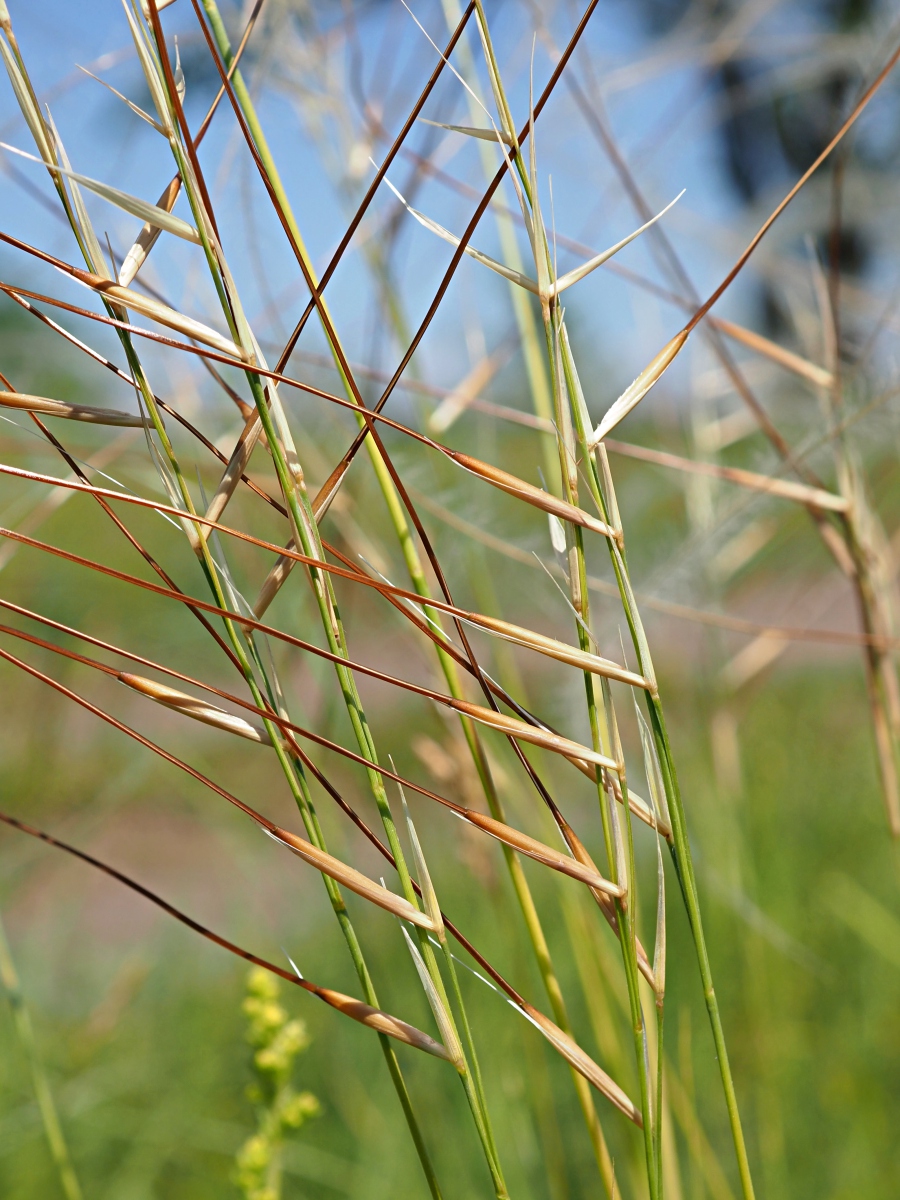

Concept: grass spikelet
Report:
left=267, top=827, right=438, bottom=932
left=590, top=331, right=689, bottom=446
left=0, top=142, right=201, bottom=243
left=398, top=781, right=444, bottom=938
left=464, top=612, right=650, bottom=686
left=311, top=985, right=453, bottom=1061
left=0, top=391, right=143, bottom=426
left=118, top=671, right=272, bottom=743
left=709, top=315, right=833, bottom=388
left=520, top=1001, right=642, bottom=1126
left=444, top=447, right=615, bottom=538
left=66, top=270, right=247, bottom=359
left=117, top=176, right=182, bottom=285
left=402, top=928, right=465, bottom=1070
left=446, top=696, right=619, bottom=772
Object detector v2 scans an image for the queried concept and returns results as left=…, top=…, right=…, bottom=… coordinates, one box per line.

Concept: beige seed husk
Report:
left=461, top=809, right=622, bottom=897
left=709, top=315, right=833, bottom=389
left=448, top=698, right=618, bottom=770
left=314, top=987, right=451, bottom=1060
left=522, top=1002, right=642, bottom=1125
left=605, top=438, right=848, bottom=513
left=0, top=390, right=143, bottom=426
left=590, top=330, right=689, bottom=446
left=70, top=266, right=247, bottom=361
left=204, top=408, right=265, bottom=529
left=468, top=612, right=649, bottom=688
left=118, top=175, right=182, bottom=287
left=445, top=448, right=615, bottom=540
left=119, top=672, right=271, bottom=742
left=270, top=825, right=437, bottom=931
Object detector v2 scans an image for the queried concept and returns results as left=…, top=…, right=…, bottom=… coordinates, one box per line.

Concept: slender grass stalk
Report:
left=459, top=9, right=665, bottom=1190
left=0, top=913, right=83, bottom=1200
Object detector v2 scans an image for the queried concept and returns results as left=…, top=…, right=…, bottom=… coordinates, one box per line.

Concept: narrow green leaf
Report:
left=0, top=141, right=200, bottom=243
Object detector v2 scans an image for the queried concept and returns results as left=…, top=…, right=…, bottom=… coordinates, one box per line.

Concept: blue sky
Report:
left=1, top=0, right=879, bottom=430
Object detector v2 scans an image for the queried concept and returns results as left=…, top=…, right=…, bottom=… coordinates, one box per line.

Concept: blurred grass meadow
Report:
left=1, top=0, right=900, bottom=1197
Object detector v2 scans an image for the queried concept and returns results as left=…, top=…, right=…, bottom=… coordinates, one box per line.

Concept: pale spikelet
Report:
left=118, top=672, right=272, bottom=743
left=418, top=118, right=513, bottom=145
left=0, top=35, right=54, bottom=165
left=606, top=438, right=848, bottom=513
left=254, top=549, right=293, bottom=618
left=563, top=759, right=668, bottom=837
left=0, top=391, right=143, bottom=427
left=459, top=808, right=623, bottom=897
left=399, top=782, right=445, bottom=937
left=0, top=143, right=201, bottom=244
left=550, top=192, right=684, bottom=297
left=589, top=330, right=689, bottom=447
left=313, top=986, right=451, bottom=1060
left=402, top=928, right=465, bottom=1070
left=69, top=267, right=246, bottom=360
left=443, top=447, right=615, bottom=539
left=268, top=826, right=437, bottom=931
left=447, top=698, right=617, bottom=770
left=561, top=825, right=656, bottom=984
left=465, top=612, right=650, bottom=688
left=204, top=409, right=265, bottom=528
left=139, top=0, right=180, bottom=13
left=709, top=315, right=833, bottom=389
left=118, top=176, right=181, bottom=286
left=521, top=1002, right=642, bottom=1125
left=385, top=175, right=538, bottom=295
left=428, top=346, right=510, bottom=433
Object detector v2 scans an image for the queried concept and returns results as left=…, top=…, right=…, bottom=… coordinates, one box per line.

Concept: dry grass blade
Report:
left=447, top=697, right=621, bottom=778
left=521, top=1002, right=642, bottom=1125
left=0, top=390, right=143, bottom=426
left=118, top=175, right=182, bottom=286
left=419, top=118, right=513, bottom=145
left=0, top=807, right=450, bottom=1060
left=465, top=612, right=649, bottom=687
left=0, top=142, right=200, bottom=242
left=8, top=242, right=246, bottom=358
left=312, top=986, right=451, bottom=1060
left=446, top=448, right=615, bottom=538
left=590, top=331, right=689, bottom=446
left=118, top=671, right=272, bottom=743
left=267, top=826, right=438, bottom=931
left=428, top=342, right=513, bottom=433
left=605, top=439, right=848, bottom=513
left=83, top=276, right=245, bottom=359
left=551, top=192, right=684, bottom=297
left=402, top=929, right=465, bottom=1070
left=708, top=316, right=833, bottom=389
left=203, top=408, right=266, bottom=526
left=460, top=808, right=621, bottom=895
